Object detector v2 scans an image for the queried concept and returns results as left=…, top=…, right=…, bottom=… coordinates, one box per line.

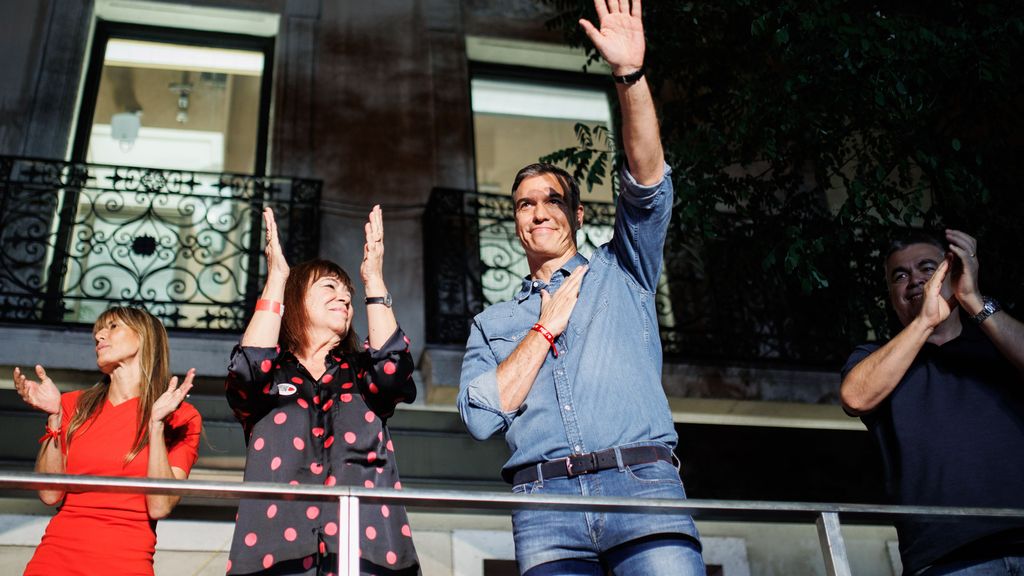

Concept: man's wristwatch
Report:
left=970, top=296, right=1001, bottom=325
left=365, top=293, right=392, bottom=308
left=613, top=66, right=645, bottom=85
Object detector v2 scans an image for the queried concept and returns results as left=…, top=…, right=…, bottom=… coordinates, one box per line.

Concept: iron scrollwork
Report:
left=0, top=156, right=321, bottom=331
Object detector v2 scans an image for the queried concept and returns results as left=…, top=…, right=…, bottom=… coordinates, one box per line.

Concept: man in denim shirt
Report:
left=457, top=1, right=703, bottom=574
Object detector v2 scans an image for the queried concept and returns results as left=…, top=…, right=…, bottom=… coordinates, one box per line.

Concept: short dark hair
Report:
left=511, top=163, right=582, bottom=221
left=281, top=258, right=359, bottom=355
left=884, top=230, right=946, bottom=263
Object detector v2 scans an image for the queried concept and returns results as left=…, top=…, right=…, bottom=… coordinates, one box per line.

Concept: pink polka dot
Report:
left=340, top=362, right=350, bottom=369
left=226, top=559, right=232, bottom=572
left=324, top=435, right=335, bottom=448
left=270, top=457, right=281, bottom=471
left=340, top=393, right=353, bottom=403
left=253, top=437, right=265, bottom=451
left=394, top=481, right=403, bottom=490
left=303, top=556, right=314, bottom=570
left=319, top=542, right=326, bottom=555
left=266, top=504, right=277, bottom=518
left=289, top=480, right=299, bottom=485
left=322, top=399, right=334, bottom=411
left=263, top=383, right=272, bottom=395
left=365, top=526, right=377, bottom=540
left=403, top=335, right=410, bottom=345
left=322, top=373, right=334, bottom=384
left=342, top=381, right=354, bottom=389
left=311, top=462, right=323, bottom=474
left=378, top=431, right=384, bottom=441
left=401, top=524, right=412, bottom=537
left=245, top=532, right=258, bottom=546
left=306, top=506, right=320, bottom=520
left=381, top=505, right=390, bottom=518
left=274, top=412, right=287, bottom=425
left=364, top=411, right=375, bottom=423
left=386, top=551, right=398, bottom=565
left=344, top=432, right=357, bottom=444
left=262, top=554, right=274, bottom=569
left=369, top=383, right=379, bottom=394
left=325, top=475, right=337, bottom=486
left=386, top=440, right=394, bottom=452
left=376, top=467, right=385, bottom=474
left=324, top=522, right=338, bottom=536
left=291, top=377, right=302, bottom=384
left=283, top=527, right=297, bottom=541
left=312, top=426, right=324, bottom=437
left=260, top=359, right=272, bottom=373
left=367, top=451, right=377, bottom=463
left=313, top=395, right=320, bottom=404
left=383, top=361, right=397, bottom=375
left=364, top=480, right=375, bottom=488
left=297, top=398, right=309, bottom=409
left=293, top=437, right=305, bottom=450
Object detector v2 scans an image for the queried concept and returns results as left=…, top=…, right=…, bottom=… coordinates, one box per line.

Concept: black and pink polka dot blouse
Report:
left=225, top=328, right=419, bottom=575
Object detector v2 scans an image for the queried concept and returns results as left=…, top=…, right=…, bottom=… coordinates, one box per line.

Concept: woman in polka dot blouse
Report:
left=225, top=206, right=419, bottom=575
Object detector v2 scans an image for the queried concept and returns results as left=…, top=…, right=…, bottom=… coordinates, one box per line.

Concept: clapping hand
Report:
left=151, top=369, right=195, bottom=424
left=263, top=208, right=290, bottom=281
left=13, top=365, right=61, bottom=415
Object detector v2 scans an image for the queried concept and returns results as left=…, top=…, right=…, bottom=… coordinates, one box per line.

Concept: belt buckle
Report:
left=565, top=452, right=597, bottom=477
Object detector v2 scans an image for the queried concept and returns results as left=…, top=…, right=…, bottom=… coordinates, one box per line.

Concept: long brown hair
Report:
left=281, top=259, right=359, bottom=355
left=65, top=307, right=171, bottom=463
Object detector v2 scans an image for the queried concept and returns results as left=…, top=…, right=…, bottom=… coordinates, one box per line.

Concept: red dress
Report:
left=24, top=390, right=202, bottom=576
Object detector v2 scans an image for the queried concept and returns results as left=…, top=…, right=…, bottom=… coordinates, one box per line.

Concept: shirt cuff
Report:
left=466, top=371, right=519, bottom=427
left=619, top=162, right=673, bottom=204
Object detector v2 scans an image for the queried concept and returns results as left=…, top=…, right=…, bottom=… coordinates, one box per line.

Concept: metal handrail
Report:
left=3, top=471, right=1024, bottom=576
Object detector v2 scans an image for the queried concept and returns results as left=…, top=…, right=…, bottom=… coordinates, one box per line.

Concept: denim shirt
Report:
left=458, top=164, right=678, bottom=481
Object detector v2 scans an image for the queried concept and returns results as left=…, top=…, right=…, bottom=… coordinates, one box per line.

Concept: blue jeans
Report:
left=511, top=443, right=703, bottom=575
left=923, top=556, right=1024, bottom=575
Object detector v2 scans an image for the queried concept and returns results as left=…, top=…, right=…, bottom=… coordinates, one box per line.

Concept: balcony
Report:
left=0, top=156, right=320, bottom=331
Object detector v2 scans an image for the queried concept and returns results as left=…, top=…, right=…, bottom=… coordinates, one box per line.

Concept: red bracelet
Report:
left=255, top=299, right=284, bottom=316
left=38, top=426, right=60, bottom=445
left=531, top=323, right=559, bottom=358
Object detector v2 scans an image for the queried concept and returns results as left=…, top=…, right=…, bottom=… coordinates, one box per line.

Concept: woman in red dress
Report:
left=13, top=306, right=202, bottom=576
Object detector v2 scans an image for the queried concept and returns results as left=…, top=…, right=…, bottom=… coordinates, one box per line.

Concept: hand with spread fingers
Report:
left=13, top=365, right=61, bottom=415
left=263, top=207, right=290, bottom=281
left=579, top=0, right=646, bottom=75
left=151, top=368, right=196, bottom=424
left=945, top=229, right=982, bottom=313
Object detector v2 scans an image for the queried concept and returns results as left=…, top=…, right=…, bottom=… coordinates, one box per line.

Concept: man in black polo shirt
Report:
left=841, top=229, right=1024, bottom=575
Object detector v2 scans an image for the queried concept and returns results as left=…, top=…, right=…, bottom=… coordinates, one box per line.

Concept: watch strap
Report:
left=613, top=66, right=645, bottom=85
left=970, top=296, right=1001, bottom=325
left=365, top=293, right=392, bottom=308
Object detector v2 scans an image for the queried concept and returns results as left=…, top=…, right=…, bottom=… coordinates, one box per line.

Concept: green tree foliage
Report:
left=540, top=0, right=1024, bottom=365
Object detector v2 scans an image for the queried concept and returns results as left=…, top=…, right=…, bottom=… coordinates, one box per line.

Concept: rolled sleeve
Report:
left=458, top=321, right=519, bottom=440
left=611, top=162, right=674, bottom=292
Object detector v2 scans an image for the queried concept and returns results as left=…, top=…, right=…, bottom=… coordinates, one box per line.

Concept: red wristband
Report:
left=531, top=323, right=558, bottom=358
left=255, top=299, right=284, bottom=316
left=39, top=426, right=60, bottom=445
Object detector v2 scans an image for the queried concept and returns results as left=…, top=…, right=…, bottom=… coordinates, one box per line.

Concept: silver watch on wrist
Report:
left=970, top=296, right=1001, bottom=325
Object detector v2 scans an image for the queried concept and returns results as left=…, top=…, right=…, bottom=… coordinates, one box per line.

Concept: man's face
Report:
left=512, top=173, right=584, bottom=262
left=885, top=243, right=951, bottom=327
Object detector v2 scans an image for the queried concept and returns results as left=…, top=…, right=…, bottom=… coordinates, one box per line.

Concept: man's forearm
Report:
left=495, top=332, right=553, bottom=412
left=978, top=311, right=1024, bottom=376
left=617, top=76, right=664, bottom=186
left=841, top=319, right=932, bottom=414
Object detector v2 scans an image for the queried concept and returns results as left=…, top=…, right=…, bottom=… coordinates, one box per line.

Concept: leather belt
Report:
left=512, top=445, right=673, bottom=485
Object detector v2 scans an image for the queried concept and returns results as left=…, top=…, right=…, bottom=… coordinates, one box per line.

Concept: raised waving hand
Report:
left=579, top=0, right=645, bottom=75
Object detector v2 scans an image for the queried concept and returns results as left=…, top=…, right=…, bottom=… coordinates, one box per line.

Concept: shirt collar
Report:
left=515, top=252, right=590, bottom=302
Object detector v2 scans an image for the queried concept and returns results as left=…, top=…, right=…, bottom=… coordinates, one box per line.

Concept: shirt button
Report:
left=574, top=445, right=581, bottom=452
left=564, top=405, right=572, bottom=411
left=532, top=281, right=539, bottom=289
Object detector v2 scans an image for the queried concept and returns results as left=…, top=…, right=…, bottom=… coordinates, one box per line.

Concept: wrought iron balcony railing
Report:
left=423, top=187, right=850, bottom=365
left=0, top=156, right=320, bottom=331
